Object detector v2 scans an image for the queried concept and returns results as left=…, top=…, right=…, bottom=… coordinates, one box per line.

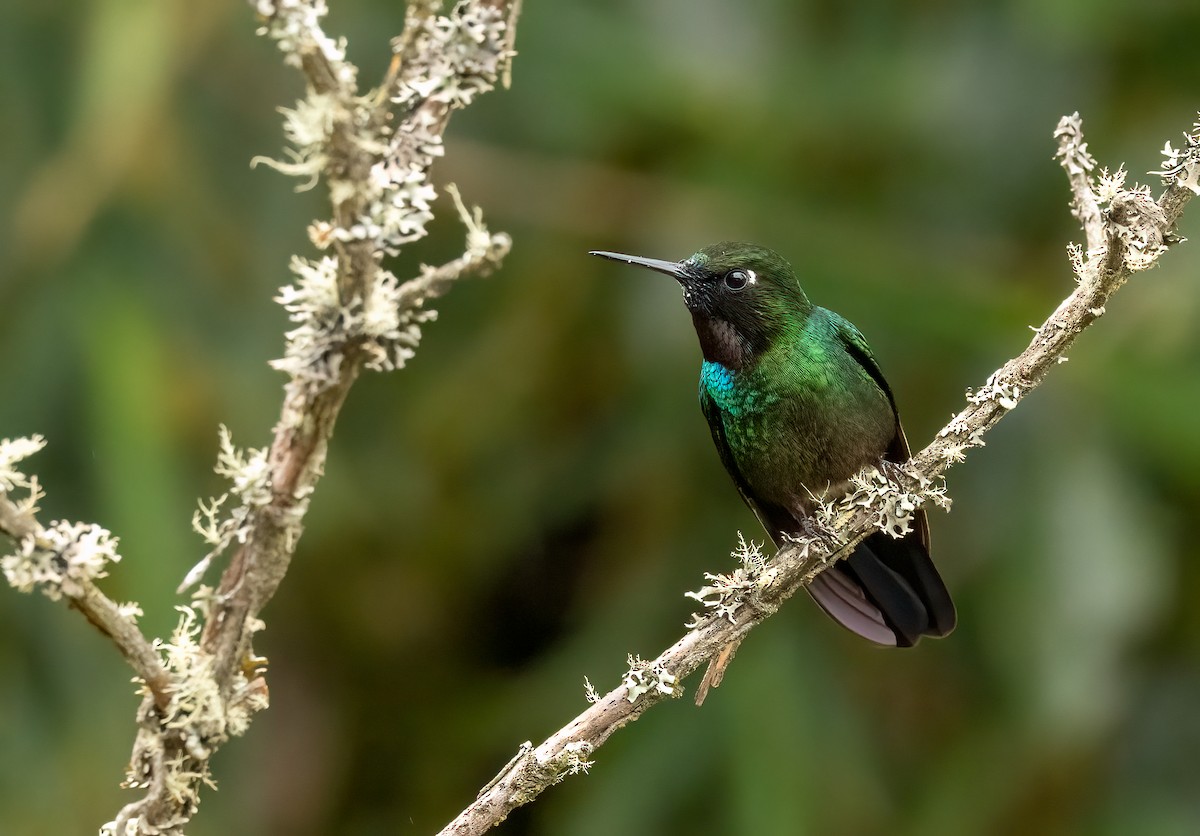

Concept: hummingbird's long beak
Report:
left=589, top=250, right=687, bottom=280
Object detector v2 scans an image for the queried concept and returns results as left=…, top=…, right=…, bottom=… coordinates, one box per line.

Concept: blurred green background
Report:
left=3, top=0, right=1200, bottom=834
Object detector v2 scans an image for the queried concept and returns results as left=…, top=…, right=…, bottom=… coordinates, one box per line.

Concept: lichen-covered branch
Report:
left=1, top=2, right=518, bottom=834
left=116, top=2, right=514, bottom=831
left=0, top=438, right=171, bottom=705
left=437, top=112, right=1200, bottom=836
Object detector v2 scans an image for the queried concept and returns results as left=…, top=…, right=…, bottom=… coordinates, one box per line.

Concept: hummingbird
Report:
left=591, top=242, right=956, bottom=663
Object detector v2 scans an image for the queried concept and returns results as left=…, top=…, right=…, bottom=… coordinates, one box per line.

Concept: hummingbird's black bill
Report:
left=589, top=250, right=687, bottom=279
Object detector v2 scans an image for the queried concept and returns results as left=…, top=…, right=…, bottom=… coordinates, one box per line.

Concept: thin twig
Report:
left=0, top=495, right=171, bottom=706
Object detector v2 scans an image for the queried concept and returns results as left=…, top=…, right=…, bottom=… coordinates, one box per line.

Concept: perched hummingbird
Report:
left=592, top=242, right=955, bottom=650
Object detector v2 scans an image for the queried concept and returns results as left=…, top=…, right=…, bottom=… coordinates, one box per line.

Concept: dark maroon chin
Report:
left=692, top=313, right=745, bottom=370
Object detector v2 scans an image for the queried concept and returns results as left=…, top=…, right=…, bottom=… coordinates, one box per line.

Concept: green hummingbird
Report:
left=591, top=241, right=956, bottom=648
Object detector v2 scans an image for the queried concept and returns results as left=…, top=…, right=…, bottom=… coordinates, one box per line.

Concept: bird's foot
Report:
left=876, top=458, right=913, bottom=490
left=798, top=514, right=843, bottom=554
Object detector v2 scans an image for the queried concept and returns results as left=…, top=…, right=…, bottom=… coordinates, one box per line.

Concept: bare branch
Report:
left=437, top=112, right=1200, bottom=836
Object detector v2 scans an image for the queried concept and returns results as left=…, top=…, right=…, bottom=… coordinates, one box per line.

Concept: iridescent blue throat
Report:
left=701, top=360, right=776, bottom=417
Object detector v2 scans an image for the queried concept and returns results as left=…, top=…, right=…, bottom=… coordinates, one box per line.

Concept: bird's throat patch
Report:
left=693, top=314, right=743, bottom=368
left=701, top=361, right=743, bottom=416
left=701, top=359, right=734, bottom=397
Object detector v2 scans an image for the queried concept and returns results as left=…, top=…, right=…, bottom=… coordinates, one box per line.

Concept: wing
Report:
left=831, top=314, right=957, bottom=640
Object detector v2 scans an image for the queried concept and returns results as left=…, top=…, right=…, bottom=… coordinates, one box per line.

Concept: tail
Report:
left=807, top=528, right=956, bottom=647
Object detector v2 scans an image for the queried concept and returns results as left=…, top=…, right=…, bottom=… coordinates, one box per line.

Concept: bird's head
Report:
left=591, top=241, right=811, bottom=369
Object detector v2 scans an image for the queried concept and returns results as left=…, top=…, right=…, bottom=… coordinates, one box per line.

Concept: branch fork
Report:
left=1, top=2, right=520, bottom=833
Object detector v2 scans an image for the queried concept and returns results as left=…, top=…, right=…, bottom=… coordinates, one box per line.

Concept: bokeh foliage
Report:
left=3, top=1, right=1200, bottom=834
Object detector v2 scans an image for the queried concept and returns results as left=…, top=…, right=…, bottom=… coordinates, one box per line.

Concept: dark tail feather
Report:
left=807, top=568, right=898, bottom=646
left=863, top=529, right=956, bottom=638
left=807, top=532, right=956, bottom=646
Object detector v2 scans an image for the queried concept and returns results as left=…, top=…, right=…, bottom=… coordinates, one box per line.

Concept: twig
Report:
left=0, top=491, right=171, bottom=706
left=436, top=112, right=1200, bottom=836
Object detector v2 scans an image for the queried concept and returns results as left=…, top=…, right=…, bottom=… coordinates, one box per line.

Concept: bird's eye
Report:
left=723, top=269, right=750, bottom=291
